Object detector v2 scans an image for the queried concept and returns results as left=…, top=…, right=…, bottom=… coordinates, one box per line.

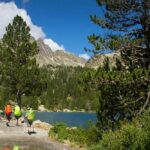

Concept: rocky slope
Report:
left=85, top=52, right=121, bottom=69
left=36, top=39, right=86, bottom=67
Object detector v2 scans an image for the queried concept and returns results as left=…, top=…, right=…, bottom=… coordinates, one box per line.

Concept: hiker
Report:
left=0, top=110, right=2, bottom=121
left=0, top=110, right=3, bottom=120
left=13, top=145, right=19, bottom=150
left=26, top=107, right=35, bottom=134
left=4, top=102, right=12, bottom=127
left=2, top=145, right=11, bottom=150
left=14, top=104, right=22, bottom=126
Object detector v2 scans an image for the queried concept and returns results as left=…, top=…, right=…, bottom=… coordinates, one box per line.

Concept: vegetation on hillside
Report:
left=37, top=65, right=99, bottom=111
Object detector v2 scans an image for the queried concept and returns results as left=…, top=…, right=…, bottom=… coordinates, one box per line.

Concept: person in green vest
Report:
left=0, top=110, right=3, bottom=121
left=14, top=104, right=22, bottom=126
left=26, top=107, right=35, bottom=134
left=13, top=145, right=19, bottom=150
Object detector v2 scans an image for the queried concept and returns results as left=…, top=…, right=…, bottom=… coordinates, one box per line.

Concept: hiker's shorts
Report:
left=6, top=114, right=11, bottom=121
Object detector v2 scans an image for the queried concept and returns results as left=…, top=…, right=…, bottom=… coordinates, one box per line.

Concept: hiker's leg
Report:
left=30, top=122, right=32, bottom=132
left=33, top=124, right=34, bottom=132
left=8, top=116, right=11, bottom=125
left=16, top=118, right=18, bottom=126
left=27, top=120, right=31, bottom=133
left=6, top=115, right=10, bottom=126
left=15, top=116, right=18, bottom=126
left=31, top=122, right=34, bottom=132
left=17, top=116, right=20, bottom=126
left=6, top=118, right=8, bottom=126
left=27, top=120, right=29, bottom=132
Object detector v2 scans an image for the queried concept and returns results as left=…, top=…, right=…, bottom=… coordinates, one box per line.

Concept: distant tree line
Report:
left=38, top=65, right=99, bottom=111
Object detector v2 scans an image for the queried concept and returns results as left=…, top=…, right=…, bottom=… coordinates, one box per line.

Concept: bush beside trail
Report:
left=49, top=123, right=101, bottom=149
left=90, top=111, right=150, bottom=150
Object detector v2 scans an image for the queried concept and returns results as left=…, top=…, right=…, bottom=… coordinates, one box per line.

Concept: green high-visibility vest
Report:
left=13, top=145, right=19, bottom=150
left=14, top=105, right=21, bottom=117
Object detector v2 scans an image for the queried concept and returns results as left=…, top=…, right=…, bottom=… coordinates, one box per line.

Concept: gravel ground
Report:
left=0, top=121, right=78, bottom=150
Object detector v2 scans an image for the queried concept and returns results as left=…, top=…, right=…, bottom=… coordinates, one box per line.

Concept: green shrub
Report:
left=49, top=123, right=101, bottom=147
left=68, top=128, right=87, bottom=146
left=90, top=125, right=147, bottom=150
left=49, top=123, right=68, bottom=142
left=138, top=110, right=150, bottom=149
left=86, top=125, right=101, bottom=146
left=101, top=124, right=146, bottom=150
left=90, top=111, right=150, bottom=150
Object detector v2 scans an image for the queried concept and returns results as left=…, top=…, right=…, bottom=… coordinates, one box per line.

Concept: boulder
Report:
left=33, top=120, right=53, bottom=130
left=38, top=105, right=48, bottom=112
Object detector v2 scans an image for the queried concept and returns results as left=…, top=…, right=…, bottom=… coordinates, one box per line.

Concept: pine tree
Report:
left=93, top=0, right=149, bottom=48
left=0, top=15, right=41, bottom=107
left=87, top=0, right=150, bottom=68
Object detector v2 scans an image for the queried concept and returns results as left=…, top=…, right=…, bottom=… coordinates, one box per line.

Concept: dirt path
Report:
left=0, top=121, right=78, bottom=150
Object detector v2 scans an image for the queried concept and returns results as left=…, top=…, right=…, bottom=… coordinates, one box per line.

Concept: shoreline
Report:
left=36, top=111, right=95, bottom=113
left=1, top=108, right=95, bottom=114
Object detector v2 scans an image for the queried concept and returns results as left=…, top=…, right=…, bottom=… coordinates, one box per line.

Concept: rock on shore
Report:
left=33, top=120, right=53, bottom=130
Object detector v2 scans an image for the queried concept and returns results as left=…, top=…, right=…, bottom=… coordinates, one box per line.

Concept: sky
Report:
left=0, top=0, right=105, bottom=60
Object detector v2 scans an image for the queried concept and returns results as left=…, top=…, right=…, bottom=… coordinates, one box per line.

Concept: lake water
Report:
left=35, top=112, right=97, bottom=127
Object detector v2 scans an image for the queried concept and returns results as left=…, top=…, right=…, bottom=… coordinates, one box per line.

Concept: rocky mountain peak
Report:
left=36, top=39, right=86, bottom=67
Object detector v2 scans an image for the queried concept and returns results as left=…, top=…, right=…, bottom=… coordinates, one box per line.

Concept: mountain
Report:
left=36, top=39, right=86, bottom=67
left=85, top=52, right=121, bottom=69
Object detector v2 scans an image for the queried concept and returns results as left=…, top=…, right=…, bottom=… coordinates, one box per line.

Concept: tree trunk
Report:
left=16, top=89, right=22, bottom=109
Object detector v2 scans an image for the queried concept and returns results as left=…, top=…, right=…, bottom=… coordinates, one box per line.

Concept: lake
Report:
left=35, top=112, right=97, bottom=127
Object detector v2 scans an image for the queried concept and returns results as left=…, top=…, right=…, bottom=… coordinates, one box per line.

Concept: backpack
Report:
left=27, top=109, right=35, bottom=121
left=5, top=105, right=12, bottom=115
left=14, top=105, right=22, bottom=117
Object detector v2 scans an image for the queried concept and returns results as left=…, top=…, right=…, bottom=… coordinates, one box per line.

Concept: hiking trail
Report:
left=0, top=121, right=78, bottom=150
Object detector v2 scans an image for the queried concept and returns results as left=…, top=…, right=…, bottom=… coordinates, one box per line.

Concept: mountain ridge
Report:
left=85, top=52, right=121, bottom=69
left=36, top=38, right=86, bottom=67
